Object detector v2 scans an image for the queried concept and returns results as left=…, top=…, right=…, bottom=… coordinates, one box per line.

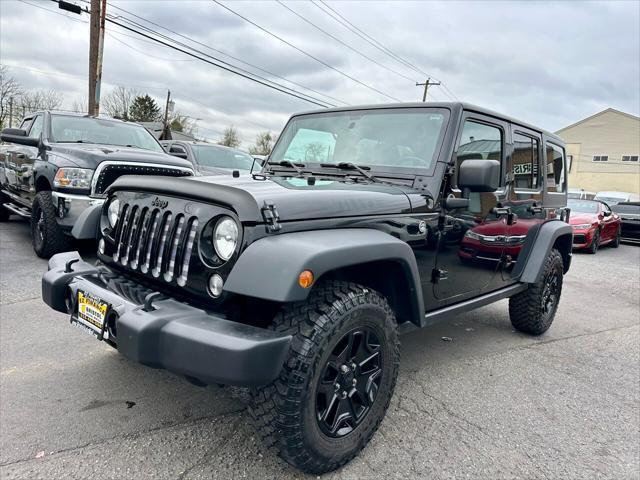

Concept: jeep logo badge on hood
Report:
left=151, top=197, right=168, bottom=209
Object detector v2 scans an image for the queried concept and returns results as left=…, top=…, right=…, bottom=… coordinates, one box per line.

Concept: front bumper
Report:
left=571, top=228, right=595, bottom=249
left=51, top=191, right=104, bottom=231
left=42, top=252, right=291, bottom=386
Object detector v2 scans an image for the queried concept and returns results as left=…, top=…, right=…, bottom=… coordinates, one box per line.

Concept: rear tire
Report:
left=611, top=227, right=621, bottom=248
left=509, top=249, right=563, bottom=336
left=31, top=191, right=73, bottom=258
left=587, top=229, right=600, bottom=254
left=249, top=281, right=400, bottom=474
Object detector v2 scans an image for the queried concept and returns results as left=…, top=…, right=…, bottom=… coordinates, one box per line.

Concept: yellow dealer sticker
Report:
left=77, top=291, right=108, bottom=333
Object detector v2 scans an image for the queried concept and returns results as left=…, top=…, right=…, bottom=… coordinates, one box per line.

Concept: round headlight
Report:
left=107, top=198, right=120, bottom=228
left=213, top=216, right=238, bottom=261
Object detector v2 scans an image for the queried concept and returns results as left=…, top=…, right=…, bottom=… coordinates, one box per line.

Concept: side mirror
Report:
left=603, top=210, right=611, bottom=217
left=168, top=146, right=188, bottom=159
left=1, top=128, right=40, bottom=147
left=458, top=159, right=501, bottom=193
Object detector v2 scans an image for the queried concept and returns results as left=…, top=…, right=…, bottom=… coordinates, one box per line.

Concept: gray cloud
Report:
left=1, top=0, right=638, bottom=147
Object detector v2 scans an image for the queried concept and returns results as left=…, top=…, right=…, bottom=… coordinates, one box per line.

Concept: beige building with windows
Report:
left=555, top=108, right=640, bottom=195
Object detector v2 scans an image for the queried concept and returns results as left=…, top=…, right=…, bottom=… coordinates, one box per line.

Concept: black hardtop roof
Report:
left=291, top=102, right=564, bottom=144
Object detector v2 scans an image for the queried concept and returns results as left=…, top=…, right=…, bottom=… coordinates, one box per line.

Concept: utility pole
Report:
left=8, top=97, right=13, bottom=128
left=416, top=77, right=441, bottom=102
left=88, top=0, right=107, bottom=115
left=162, top=90, right=172, bottom=140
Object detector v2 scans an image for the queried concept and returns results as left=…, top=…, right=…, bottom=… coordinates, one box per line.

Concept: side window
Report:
left=20, top=117, right=34, bottom=132
left=545, top=142, right=566, bottom=193
left=512, top=132, right=540, bottom=190
left=601, top=203, right=611, bottom=215
left=28, top=115, right=44, bottom=139
left=456, top=120, right=503, bottom=187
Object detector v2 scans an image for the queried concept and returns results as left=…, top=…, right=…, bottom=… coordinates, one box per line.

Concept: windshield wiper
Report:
left=267, top=160, right=307, bottom=176
left=320, top=162, right=379, bottom=182
left=57, top=140, right=95, bottom=144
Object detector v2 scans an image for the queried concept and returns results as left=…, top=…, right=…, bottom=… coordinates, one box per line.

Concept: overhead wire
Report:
left=212, top=0, right=402, bottom=102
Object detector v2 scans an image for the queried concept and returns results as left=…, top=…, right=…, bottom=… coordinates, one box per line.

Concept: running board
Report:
left=398, top=283, right=528, bottom=333
left=2, top=202, right=31, bottom=218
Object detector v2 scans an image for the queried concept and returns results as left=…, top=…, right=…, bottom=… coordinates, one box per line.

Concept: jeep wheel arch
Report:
left=224, top=228, right=425, bottom=327
left=513, top=220, right=572, bottom=283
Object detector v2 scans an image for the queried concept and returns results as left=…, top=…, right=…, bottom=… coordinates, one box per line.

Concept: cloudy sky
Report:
left=1, top=0, right=638, bottom=147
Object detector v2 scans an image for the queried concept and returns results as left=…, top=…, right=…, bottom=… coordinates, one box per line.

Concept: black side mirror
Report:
left=168, top=146, right=188, bottom=159
left=1, top=128, right=40, bottom=147
left=458, top=159, right=501, bottom=193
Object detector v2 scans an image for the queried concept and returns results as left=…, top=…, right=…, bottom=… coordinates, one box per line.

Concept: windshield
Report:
left=568, top=199, right=599, bottom=213
left=269, top=108, right=449, bottom=171
left=594, top=195, right=625, bottom=205
left=191, top=145, right=254, bottom=171
left=50, top=115, right=164, bottom=152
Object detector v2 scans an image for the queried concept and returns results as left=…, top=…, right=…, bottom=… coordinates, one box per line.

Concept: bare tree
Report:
left=102, top=85, right=139, bottom=120
left=249, top=131, right=276, bottom=155
left=0, top=65, right=23, bottom=129
left=19, top=89, right=64, bottom=113
left=218, top=126, right=241, bottom=148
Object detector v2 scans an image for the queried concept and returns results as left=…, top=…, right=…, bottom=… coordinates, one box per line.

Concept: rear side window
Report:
left=512, top=132, right=540, bottom=190
left=545, top=142, right=566, bottom=193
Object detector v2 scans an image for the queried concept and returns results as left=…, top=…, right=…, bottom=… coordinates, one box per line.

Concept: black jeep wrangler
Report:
left=42, top=103, right=572, bottom=474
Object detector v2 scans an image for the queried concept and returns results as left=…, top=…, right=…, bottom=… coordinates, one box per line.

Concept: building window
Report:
left=567, top=154, right=573, bottom=172
left=592, top=155, right=608, bottom=162
left=622, top=155, right=639, bottom=162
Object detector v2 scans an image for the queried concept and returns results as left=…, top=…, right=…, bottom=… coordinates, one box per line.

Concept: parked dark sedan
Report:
left=611, top=202, right=640, bottom=244
left=161, top=140, right=255, bottom=175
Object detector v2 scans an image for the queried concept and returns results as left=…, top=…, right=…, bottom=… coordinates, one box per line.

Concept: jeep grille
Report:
left=112, top=202, right=199, bottom=286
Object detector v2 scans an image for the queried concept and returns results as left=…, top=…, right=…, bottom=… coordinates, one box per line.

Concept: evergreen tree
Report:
left=128, top=94, right=161, bottom=122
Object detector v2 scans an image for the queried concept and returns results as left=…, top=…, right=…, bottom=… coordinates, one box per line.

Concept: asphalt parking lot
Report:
left=0, top=218, right=638, bottom=480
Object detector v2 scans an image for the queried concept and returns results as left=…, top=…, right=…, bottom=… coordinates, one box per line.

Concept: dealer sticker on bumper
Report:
left=74, top=290, right=109, bottom=338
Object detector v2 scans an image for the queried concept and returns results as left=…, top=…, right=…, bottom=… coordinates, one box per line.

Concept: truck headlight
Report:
left=213, top=216, right=238, bottom=261
left=107, top=198, right=120, bottom=227
left=53, top=168, right=94, bottom=189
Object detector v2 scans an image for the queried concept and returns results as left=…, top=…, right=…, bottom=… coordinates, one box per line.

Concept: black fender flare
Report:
left=224, top=228, right=425, bottom=326
left=514, top=220, right=573, bottom=283
left=70, top=202, right=102, bottom=239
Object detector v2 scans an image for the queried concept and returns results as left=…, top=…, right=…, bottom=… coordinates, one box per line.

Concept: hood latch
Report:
left=261, top=200, right=281, bottom=233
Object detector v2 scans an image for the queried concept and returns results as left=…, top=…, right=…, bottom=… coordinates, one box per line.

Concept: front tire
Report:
left=611, top=227, right=621, bottom=248
left=31, top=191, right=72, bottom=258
left=249, top=281, right=400, bottom=474
left=509, top=249, right=563, bottom=335
left=587, top=229, right=600, bottom=254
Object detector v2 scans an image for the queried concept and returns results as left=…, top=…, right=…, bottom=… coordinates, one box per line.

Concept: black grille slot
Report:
left=111, top=202, right=198, bottom=285
left=93, top=164, right=192, bottom=196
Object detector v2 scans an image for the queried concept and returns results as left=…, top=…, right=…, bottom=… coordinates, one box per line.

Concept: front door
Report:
left=433, top=114, right=508, bottom=305
left=4, top=115, right=42, bottom=204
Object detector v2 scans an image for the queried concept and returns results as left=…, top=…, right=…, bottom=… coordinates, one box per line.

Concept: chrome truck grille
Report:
left=112, top=203, right=199, bottom=286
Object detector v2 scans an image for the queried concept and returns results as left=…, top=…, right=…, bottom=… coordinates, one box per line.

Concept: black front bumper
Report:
left=42, top=252, right=291, bottom=387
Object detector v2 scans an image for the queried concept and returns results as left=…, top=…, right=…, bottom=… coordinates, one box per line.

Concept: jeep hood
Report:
left=50, top=143, right=193, bottom=170
left=108, top=174, right=414, bottom=222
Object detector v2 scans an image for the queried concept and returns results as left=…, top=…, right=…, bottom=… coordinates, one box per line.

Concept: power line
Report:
left=106, top=32, right=196, bottom=62
left=106, top=2, right=348, bottom=106
left=312, top=0, right=457, bottom=101
left=212, top=0, right=401, bottom=102
left=40, top=0, right=337, bottom=108
left=275, top=0, right=417, bottom=84
left=18, top=0, right=88, bottom=23
left=104, top=16, right=334, bottom=108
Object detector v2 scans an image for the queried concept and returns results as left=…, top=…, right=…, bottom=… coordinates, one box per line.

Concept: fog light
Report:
left=98, top=238, right=105, bottom=255
left=298, top=270, right=314, bottom=289
left=208, top=274, right=224, bottom=297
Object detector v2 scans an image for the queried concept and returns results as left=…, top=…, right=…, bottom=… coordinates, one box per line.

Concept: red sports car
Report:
left=568, top=199, right=621, bottom=253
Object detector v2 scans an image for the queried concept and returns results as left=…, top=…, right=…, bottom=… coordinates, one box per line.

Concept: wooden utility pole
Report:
left=162, top=90, right=172, bottom=140
left=8, top=97, right=13, bottom=128
left=416, top=77, right=441, bottom=102
left=88, top=0, right=107, bottom=115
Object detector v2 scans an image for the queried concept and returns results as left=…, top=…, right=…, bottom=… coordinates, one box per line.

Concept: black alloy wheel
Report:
left=316, top=327, right=383, bottom=438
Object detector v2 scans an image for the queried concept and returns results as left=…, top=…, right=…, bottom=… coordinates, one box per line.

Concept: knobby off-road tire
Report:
left=31, top=191, right=72, bottom=258
left=509, top=248, right=563, bottom=336
left=0, top=192, right=10, bottom=222
left=249, top=281, right=400, bottom=474
left=587, top=229, right=600, bottom=254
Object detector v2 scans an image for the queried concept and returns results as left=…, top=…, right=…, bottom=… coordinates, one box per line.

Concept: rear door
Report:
left=3, top=115, right=42, bottom=204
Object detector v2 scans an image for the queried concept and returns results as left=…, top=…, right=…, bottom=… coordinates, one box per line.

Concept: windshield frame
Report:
left=49, top=114, right=165, bottom=153
left=267, top=106, right=452, bottom=178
